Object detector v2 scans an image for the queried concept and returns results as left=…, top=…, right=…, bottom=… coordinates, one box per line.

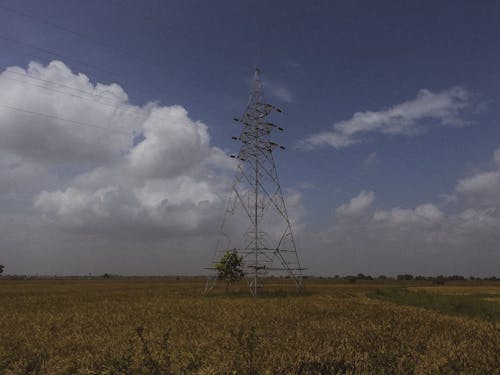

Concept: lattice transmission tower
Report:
left=205, top=69, right=303, bottom=296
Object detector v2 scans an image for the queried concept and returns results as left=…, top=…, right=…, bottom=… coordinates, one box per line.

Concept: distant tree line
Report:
left=312, top=273, right=499, bottom=284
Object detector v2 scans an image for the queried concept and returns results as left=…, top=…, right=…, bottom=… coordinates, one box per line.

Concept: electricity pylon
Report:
left=205, top=69, right=303, bottom=296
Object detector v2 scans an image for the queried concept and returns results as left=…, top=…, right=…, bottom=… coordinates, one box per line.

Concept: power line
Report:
left=0, top=3, right=169, bottom=73
left=0, top=70, right=187, bottom=125
left=0, top=74, right=150, bottom=120
left=2, top=68, right=118, bottom=102
left=0, top=4, right=257, bottom=106
left=0, top=3, right=251, bottom=79
left=0, top=103, right=133, bottom=136
left=0, top=34, right=173, bottom=104
left=0, top=75, right=120, bottom=106
left=0, top=34, right=116, bottom=76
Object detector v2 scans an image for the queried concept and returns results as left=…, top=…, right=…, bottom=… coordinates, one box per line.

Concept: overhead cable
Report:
left=0, top=103, right=134, bottom=136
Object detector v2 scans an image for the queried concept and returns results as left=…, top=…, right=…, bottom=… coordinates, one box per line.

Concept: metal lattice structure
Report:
left=205, top=69, right=303, bottom=296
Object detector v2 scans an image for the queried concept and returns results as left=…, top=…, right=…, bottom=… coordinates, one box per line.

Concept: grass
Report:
left=368, top=287, right=500, bottom=322
left=0, top=278, right=499, bottom=374
left=408, top=285, right=500, bottom=295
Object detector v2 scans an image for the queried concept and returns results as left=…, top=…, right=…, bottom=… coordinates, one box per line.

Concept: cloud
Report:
left=453, top=148, right=500, bottom=207
left=263, top=79, right=293, bottom=103
left=373, top=203, right=443, bottom=226
left=494, top=149, right=500, bottom=166
left=0, top=152, right=54, bottom=199
left=336, top=190, right=374, bottom=216
left=302, top=86, right=471, bottom=149
left=455, top=171, right=500, bottom=195
left=34, top=182, right=222, bottom=238
left=362, top=152, right=379, bottom=170
left=285, top=61, right=301, bottom=69
left=0, top=61, right=140, bottom=164
left=0, top=60, right=235, bottom=241
left=304, top=148, right=500, bottom=276
left=127, top=105, right=221, bottom=179
left=33, top=131, right=231, bottom=239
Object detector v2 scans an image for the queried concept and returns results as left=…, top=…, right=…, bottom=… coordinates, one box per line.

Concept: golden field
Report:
left=0, top=278, right=498, bottom=374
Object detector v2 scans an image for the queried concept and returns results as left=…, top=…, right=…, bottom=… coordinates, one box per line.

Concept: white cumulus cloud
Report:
left=302, top=86, right=471, bottom=149
left=494, top=149, right=500, bottom=166
left=0, top=61, right=140, bottom=164
left=336, top=190, right=375, bottom=216
left=455, top=171, right=500, bottom=195
left=453, top=147, right=500, bottom=207
left=0, top=60, right=234, bottom=239
left=373, top=203, right=443, bottom=226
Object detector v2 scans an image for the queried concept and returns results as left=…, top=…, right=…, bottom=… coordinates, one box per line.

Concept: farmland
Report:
left=0, top=278, right=499, bottom=374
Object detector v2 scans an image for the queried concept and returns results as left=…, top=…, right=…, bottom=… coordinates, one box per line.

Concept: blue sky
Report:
left=0, top=1, right=499, bottom=276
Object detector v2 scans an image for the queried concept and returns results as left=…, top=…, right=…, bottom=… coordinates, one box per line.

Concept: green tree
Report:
left=215, top=250, right=244, bottom=293
left=433, top=275, right=446, bottom=285
left=0, top=265, right=4, bottom=276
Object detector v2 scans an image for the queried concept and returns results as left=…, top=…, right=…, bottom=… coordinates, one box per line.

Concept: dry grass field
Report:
left=0, top=278, right=499, bottom=374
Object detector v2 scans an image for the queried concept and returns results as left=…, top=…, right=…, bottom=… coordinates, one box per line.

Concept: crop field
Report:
left=0, top=278, right=499, bottom=374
